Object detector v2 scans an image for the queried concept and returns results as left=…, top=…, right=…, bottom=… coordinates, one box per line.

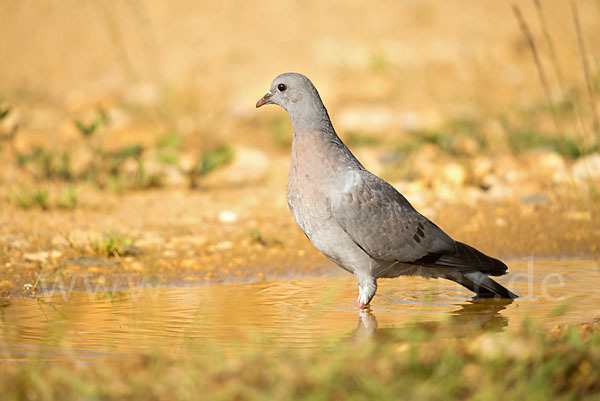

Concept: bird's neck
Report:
left=289, top=106, right=364, bottom=173
left=287, top=101, right=336, bottom=136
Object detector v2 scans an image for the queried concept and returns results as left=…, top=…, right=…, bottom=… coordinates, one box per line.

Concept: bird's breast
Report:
left=286, top=129, right=367, bottom=245
left=286, top=163, right=330, bottom=237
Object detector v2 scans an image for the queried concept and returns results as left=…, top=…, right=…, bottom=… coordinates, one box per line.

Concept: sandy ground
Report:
left=0, top=1, right=599, bottom=298
left=0, top=165, right=598, bottom=298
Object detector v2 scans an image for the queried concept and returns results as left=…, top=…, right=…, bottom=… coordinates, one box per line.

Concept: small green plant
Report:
left=197, top=145, right=233, bottom=176
left=56, top=186, right=78, bottom=209
left=84, top=144, right=145, bottom=190
left=32, top=189, right=50, bottom=209
left=129, top=158, right=164, bottom=190
left=8, top=186, right=78, bottom=210
left=16, top=147, right=72, bottom=180
left=89, top=232, right=133, bottom=257
left=393, top=118, right=487, bottom=157
left=0, top=103, right=16, bottom=146
left=25, top=264, right=67, bottom=295
left=0, top=105, right=10, bottom=120
left=9, top=187, right=50, bottom=209
left=157, top=131, right=180, bottom=148
left=156, top=131, right=181, bottom=165
left=106, top=144, right=143, bottom=174
left=249, top=230, right=282, bottom=246
left=74, top=108, right=150, bottom=191
left=504, top=125, right=598, bottom=159
left=75, top=108, right=108, bottom=138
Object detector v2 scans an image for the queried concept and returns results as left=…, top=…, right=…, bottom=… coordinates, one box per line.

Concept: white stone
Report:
left=572, top=153, right=600, bottom=182
left=24, top=250, right=62, bottom=263
left=218, top=211, right=238, bottom=223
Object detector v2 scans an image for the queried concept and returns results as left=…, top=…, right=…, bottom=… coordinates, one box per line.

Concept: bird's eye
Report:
left=277, top=83, right=287, bottom=92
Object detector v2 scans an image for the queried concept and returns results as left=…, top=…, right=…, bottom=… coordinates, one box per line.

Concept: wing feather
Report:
left=329, top=171, right=455, bottom=263
left=329, top=170, right=508, bottom=276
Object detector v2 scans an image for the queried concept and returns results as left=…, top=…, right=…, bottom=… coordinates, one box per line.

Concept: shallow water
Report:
left=1, top=258, right=598, bottom=360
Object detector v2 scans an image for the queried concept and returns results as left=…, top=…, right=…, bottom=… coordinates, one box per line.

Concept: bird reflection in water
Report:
left=354, top=298, right=514, bottom=341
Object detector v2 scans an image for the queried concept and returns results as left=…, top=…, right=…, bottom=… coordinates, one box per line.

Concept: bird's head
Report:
left=255, top=72, right=319, bottom=112
left=256, top=72, right=334, bottom=133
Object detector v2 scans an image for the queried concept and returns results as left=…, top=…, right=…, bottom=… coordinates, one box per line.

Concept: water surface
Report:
left=1, top=258, right=598, bottom=360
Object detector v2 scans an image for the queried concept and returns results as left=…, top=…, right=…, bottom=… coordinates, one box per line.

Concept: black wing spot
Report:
left=417, top=227, right=425, bottom=238
left=418, top=222, right=424, bottom=230
left=413, top=252, right=443, bottom=265
left=413, top=234, right=421, bottom=243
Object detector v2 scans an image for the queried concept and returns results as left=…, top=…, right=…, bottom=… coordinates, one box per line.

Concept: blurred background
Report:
left=1, top=0, right=599, bottom=149
left=0, top=0, right=599, bottom=294
left=2, top=3, right=600, bottom=398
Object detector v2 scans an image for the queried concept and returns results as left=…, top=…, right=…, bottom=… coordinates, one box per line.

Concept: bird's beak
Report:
left=256, top=92, right=274, bottom=108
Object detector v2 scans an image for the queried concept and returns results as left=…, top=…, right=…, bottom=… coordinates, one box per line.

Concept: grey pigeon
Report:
left=256, top=73, right=517, bottom=307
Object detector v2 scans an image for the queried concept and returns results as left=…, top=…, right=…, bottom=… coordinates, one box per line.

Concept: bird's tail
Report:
left=453, top=271, right=518, bottom=299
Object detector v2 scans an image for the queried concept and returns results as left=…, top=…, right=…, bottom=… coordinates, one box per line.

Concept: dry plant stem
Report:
left=569, top=1, right=600, bottom=246
left=570, top=0, right=600, bottom=145
left=534, top=0, right=588, bottom=147
left=91, top=0, right=138, bottom=84
left=124, top=0, right=164, bottom=83
left=123, top=0, right=176, bottom=127
left=533, top=0, right=566, bottom=93
left=512, top=4, right=564, bottom=137
left=513, top=4, right=598, bottom=254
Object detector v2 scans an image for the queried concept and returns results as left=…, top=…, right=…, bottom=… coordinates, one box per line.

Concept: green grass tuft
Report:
left=156, top=131, right=181, bottom=165
left=8, top=187, right=50, bottom=209
left=0, top=105, right=11, bottom=120
left=249, top=230, right=282, bottom=246
left=17, top=147, right=72, bottom=180
left=74, top=108, right=108, bottom=138
left=197, top=145, right=233, bottom=176
left=506, top=128, right=598, bottom=159
left=56, top=186, right=78, bottom=209
left=89, top=232, right=133, bottom=257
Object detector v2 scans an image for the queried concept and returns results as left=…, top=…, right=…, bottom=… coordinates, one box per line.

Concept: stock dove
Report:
left=256, top=73, right=517, bottom=307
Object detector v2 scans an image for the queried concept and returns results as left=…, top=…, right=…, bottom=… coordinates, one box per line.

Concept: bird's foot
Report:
left=356, top=298, right=369, bottom=309
left=356, top=276, right=377, bottom=310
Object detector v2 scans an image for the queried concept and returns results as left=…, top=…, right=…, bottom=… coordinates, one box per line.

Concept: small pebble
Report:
left=219, top=211, right=238, bottom=223
left=214, top=241, right=233, bottom=251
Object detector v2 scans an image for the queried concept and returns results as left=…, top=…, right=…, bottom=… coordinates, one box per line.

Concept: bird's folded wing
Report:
left=329, top=170, right=456, bottom=264
left=329, top=171, right=508, bottom=276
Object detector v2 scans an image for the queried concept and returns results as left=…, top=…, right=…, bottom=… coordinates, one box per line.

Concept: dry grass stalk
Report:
left=512, top=4, right=564, bottom=137
left=570, top=0, right=600, bottom=145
